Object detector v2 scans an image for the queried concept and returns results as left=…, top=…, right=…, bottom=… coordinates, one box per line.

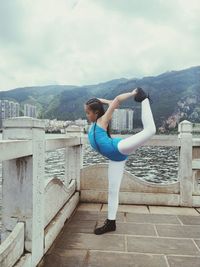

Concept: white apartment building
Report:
left=24, top=104, right=37, bottom=118
left=111, top=108, right=134, bottom=131
left=127, top=109, right=134, bottom=130
left=0, top=99, right=20, bottom=128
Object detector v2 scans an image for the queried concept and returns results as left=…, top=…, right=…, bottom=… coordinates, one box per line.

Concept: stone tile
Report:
left=194, top=239, right=200, bottom=250
left=177, top=215, right=200, bottom=225
left=149, top=206, right=200, bottom=216
left=83, top=250, right=168, bottom=267
left=127, top=236, right=200, bottom=255
left=54, top=232, right=125, bottom=252
left=68, top=210, right=99, bottom=221
left=167, top=255, right=200, bottom=267
left=96, top=221, right=156, bottom=236
left=38, top=248, right=87, bottom=267
left=155, top=224, right=200, bottom=238
left=77, top=203, right=102, bottom=211
left=126, top=213, right=180, bottom=224
left=69, top=210, right=125, bottom=222
left=63, top=220, right=96, bottom=234
left=101, top=204, right=149, bottom=214
left=99, top=211, right=125, bottom=221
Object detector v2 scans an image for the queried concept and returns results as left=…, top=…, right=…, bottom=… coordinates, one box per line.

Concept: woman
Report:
left=84, top=87, right=156, bottom=235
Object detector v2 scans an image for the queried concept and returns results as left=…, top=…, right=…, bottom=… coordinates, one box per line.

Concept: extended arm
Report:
left=116, top=88, right=137, bottom=102
left=97, top=98, right=112, bottom=105
left=100, top=88, right=138, bottom=123
left=97, top=88, right=137, bottom=105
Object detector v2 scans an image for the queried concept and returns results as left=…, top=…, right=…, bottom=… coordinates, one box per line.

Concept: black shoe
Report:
left=134, top=87, right=153, bottom=103
left=94, top=218, right=116, bottom=235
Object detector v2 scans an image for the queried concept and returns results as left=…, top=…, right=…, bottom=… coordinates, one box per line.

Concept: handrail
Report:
left=0, top=140, right=32, bottom=161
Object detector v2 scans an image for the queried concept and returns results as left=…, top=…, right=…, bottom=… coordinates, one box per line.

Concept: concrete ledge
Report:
left=80, top=190, right=180, bottom=206
left=2, top=117, right=45, bottom=128
left=45, top=137, right=81, bottom=151
left=0, top=140, right=32, bottom=161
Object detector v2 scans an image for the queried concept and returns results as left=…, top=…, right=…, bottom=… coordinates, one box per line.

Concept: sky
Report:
left=0, top=0, right=200, bottom=91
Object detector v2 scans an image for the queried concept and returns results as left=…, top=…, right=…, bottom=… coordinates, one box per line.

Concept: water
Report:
left=83, top=141, right=178, bottom=184
left=0, top=133, right=178, bottom=184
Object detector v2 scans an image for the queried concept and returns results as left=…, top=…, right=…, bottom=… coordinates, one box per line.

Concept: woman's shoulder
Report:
left=96, top=118, right=109, bottom=131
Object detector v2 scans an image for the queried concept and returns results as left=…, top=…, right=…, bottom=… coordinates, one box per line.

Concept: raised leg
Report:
left=117, top=98, right=156, bottom=155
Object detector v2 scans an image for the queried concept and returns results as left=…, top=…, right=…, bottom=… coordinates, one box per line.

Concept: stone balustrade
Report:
left=0, top=117, right=199, bottom=266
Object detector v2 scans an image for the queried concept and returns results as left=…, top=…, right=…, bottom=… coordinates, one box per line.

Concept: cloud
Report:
left=0, top=0, right=200, bottom=91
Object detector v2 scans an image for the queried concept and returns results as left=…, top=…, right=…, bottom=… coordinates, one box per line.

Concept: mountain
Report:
left=0, top=85, right=78, bottom=118
left=0, top=66, right=200, bottom=133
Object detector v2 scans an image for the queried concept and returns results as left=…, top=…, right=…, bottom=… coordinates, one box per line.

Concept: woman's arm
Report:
left=116, top=88, right=137, bottom=102
left=100, top=88, right=138, bottom=123
left=97, top=88, right=137, bottom=105
left=97, top=98, right=112, bottom=105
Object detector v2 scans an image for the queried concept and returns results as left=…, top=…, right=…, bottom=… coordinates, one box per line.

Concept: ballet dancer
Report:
left=84, top=87, right=156, bottom=235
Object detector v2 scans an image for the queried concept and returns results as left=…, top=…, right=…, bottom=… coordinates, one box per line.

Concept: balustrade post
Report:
left=178, top=120, right=193, bottom=206
left=65, top=126, right=83, bottom=190
left=1, top=117, right=45, bottom=266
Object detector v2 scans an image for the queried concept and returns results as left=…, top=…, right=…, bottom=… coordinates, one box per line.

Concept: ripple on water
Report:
left=83, top=144, right=178, bottom=184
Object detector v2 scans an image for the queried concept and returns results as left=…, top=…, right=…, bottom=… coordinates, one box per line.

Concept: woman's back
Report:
left=88, top=122, right=128, bottom=161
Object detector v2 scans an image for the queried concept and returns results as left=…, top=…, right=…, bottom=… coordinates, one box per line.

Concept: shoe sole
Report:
left=94, top=228, right=116, bottom=235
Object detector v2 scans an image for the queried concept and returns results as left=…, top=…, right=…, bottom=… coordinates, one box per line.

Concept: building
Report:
left=127, top=109, right=134, bottom=130
left=111, top=108, right=134, bottom=131
left=24, top=104, right=37, bottom=118
left=0, top=100, right=20, bottom=128
left=75, top=119, right=88, bottom=126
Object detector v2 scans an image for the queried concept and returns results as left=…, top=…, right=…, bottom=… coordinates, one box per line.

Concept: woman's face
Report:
left=84, top=104, right=97, bottom=122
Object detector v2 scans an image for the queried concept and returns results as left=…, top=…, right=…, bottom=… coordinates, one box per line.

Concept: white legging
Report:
left=107, top=98, right=156, bottom=219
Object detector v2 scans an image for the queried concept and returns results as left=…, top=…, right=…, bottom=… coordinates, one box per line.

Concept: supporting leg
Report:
left=117, top=98, right=156, bottom=155
left=107, top=159, right=126, bottom=220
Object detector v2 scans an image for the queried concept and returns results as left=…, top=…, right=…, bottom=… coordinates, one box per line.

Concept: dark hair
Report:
left=85, top=98, right=111, bottom=152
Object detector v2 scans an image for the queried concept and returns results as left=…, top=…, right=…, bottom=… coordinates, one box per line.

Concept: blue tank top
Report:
left=88, top=122, right=128, bottom=161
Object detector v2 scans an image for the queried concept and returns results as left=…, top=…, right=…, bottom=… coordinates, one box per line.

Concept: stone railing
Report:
left=0, top=117, right=82, bottom=267
left=0, top=117, right=199, bottom=266
left=80, top=120, right=200, bottom=207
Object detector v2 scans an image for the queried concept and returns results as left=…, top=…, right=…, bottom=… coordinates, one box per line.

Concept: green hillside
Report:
left=0, top=66, right=199, bottom=133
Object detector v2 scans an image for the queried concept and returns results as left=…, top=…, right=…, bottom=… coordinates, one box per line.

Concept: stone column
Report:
left=64, top=125, right=83, bottom=190
left=1, top=117, right=45, bottom=266
left=178, top=120, right=193, bottom=206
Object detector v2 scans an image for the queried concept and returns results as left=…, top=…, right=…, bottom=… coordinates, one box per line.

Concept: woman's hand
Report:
left=131, top=88, right=138, bottom=96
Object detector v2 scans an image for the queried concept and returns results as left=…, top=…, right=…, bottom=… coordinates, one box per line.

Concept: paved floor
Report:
left=38, top=203, right=200, bottom=267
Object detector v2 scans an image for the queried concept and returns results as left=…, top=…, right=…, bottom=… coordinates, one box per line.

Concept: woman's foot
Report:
left=94, top=218, right=116, bottom=235
left=134, top=87, right=153, bottom=103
